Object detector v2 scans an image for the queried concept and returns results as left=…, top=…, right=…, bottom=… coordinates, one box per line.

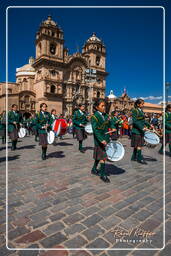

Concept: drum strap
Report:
left=91, top=115, right=109, bottom=130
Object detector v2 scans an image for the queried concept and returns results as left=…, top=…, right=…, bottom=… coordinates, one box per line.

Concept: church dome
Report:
left=86, top=33, right=103, bottom=44
left=108, top=90, right=117, bottom=99
left=16, top=57, right=36, bottom=77
left=42, top=15, right=57, bottom=26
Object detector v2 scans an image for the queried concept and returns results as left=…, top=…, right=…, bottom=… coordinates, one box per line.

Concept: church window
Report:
left=97, top=91, right=100, bottom=98
left=50, top=43, right=56, bottom=55
left=24, top=96, right=29, bottom=103
left=8, top=88, right=12, bottom=94
left=96, top=56, right=100, bottom=66
left=51, top=70, right=56, bottom=76
left=50, top=85, right=56, bottom=93
left=52, top=31, right=55, bottom=37
left=48, top=30, right=50, bottom=35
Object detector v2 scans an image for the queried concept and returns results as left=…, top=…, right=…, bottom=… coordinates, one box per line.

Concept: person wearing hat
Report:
left=35, top=103, right=52, bottom=160
left=8, top=104, right=20, bottom=150
left=72, top=103, right=88, bottom=153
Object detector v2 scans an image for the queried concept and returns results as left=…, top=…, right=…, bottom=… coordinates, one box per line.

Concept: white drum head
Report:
left=144, top=131, right=160, bottom=145
left=18, top=127, right=26, bottom=138
left=106, top=141, right=125, bottom=162
left=47, top=131, right=55, bottom=144
left=85, top=123, right=93, bottom=135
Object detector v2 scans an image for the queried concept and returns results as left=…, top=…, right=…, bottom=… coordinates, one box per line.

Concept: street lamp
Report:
left=166, top=82, right=171, bottom=104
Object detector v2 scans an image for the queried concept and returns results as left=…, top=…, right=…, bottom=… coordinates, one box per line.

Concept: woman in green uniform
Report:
left=8, top=104, right=20, bottom=150
left=72, top=104, right=88, bottom=153
left=35, top=103, right=52, bottom=160
left=91, top=99, right=116, bottom=183
left=131, top=99, right=152, bottom=164
left=159, top=104, right=171, bottom=156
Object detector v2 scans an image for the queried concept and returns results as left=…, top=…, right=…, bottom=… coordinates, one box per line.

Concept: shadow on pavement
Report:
left=17, top=145, right=36, bottom=150
left=143, top=155, right=157, bottom=161
left=57, top=142, right=73, bottom=146
left=0, top=155, right=20, bottom=163
left=165, top=151, right=171, bottom=157
left=48, top=151, right=65, bottom=158
left=105, top=163, right=126, bottom=175
left=84, top=146, right=94, bottom=151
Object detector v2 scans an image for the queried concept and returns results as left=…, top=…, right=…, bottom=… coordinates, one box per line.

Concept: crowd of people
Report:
left=0, top=100, right=170, bottom=183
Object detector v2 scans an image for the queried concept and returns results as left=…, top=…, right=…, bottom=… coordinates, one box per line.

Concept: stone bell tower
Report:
left=35, top=15, right=64, bottom=60
left=33, top=15, right=64, bottom=113
left=82, top=32, right=106, bottom=71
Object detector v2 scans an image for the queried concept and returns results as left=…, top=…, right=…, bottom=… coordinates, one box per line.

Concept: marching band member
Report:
left=0, top=111, right=6, bottom=144
left=8, top=104, right=20, bottom=150
left=35, top=103, right=52, bottom=160
left=72, top=103, right=88, bottom=153
left=159, top=104, right=171, bottom=156
left=91, top=99, right=116, bottom=183
left=110, top=110, right=119, bottom=140
left=131, top=99, right=152, bottom=164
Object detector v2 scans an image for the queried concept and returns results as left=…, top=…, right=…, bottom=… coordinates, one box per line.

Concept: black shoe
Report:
left=131, top=158, right=137, bottom=161
left=42, top=153, right=46, bottom=160
left=91, top=168, right=99, bottom=176
left=158, top=150, right=163, bottom=155
left=137, top=159, right=147, bottom=165
left=79, top=149, right=85, bottom=153
left=100, top=176, right=110, bottom=183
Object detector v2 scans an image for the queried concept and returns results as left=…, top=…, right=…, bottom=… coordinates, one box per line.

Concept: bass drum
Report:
left=18, top=127, right=26, bottom=138
left=106, top=141, right=125, bottom=162
left=52, top=120, right=61, bottom=136
left=85, top=123, right=93, bottom=135
left=144, top=131, right=160, bottom=148
left=47, top=130, right=55, bottom=144
left=58, top=119, right=68, bottom=135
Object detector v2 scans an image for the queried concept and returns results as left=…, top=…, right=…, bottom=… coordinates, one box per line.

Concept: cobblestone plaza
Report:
left=0, top=134, right=171, bottom=255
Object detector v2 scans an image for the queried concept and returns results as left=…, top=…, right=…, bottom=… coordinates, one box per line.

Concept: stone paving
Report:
left=0, top=133, right=171, bottom=256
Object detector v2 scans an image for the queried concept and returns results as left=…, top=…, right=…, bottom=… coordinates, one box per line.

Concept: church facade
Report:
left=0, top=15, right=108, bottom=115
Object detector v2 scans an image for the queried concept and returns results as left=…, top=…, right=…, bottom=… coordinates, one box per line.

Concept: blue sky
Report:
left=0, top=0, right=171, bottom=104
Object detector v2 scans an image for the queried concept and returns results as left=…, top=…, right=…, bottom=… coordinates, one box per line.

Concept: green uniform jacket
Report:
left=8, top=111, right=20, bottom=133
left=131, top=108, right=150, bottom=135
left=0, top=115, right=6, bottom=131
left=91, top=111, right=112, bottom=146
left=110, top=116, right=119, bottom=129
left=72, top=110, right=88, bottom=130
left=35, top=112, right=52, bottom=134
left=165, top=112, right=171, bottom=134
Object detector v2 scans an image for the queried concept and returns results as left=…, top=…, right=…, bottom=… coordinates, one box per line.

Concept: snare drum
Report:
left=85, top=123, right=93, bottom=135
left=144, top=131, right=160, bottom=148
left=47, top=130, right=55, bottom=144
left=18, top=127, right=26, bottom=138
left=106, top=141, right=125, bottom=161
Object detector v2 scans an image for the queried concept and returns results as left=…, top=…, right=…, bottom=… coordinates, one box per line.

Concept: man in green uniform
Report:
left=72, top=104, right=88, bottom=153
left=110, top=111, right=119, bottom=140
left=159, top=104, right=171, bottom=156
left=8, top=104, right=20, bottom=150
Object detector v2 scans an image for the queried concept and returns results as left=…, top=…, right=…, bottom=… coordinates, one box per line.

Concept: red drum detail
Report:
left=58, top=119, right=67, bottom=135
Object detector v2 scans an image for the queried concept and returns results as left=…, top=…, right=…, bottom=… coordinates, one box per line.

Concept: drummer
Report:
left=91, top=99, right=116, bottom=183
left=35, top=103, right=52, bottom=160
left=159, top=104, right=171, bottom=156
left=131, top=99, right=152, bottom=164
left=110, top=110, right=119, bottom=140
left=72, top=103, right=88, bottom=153
left=8, top=104, right=20, bottom=150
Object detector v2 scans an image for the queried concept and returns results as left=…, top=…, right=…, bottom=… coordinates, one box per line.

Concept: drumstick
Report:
left=105, top=130, right=117, bottom=134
